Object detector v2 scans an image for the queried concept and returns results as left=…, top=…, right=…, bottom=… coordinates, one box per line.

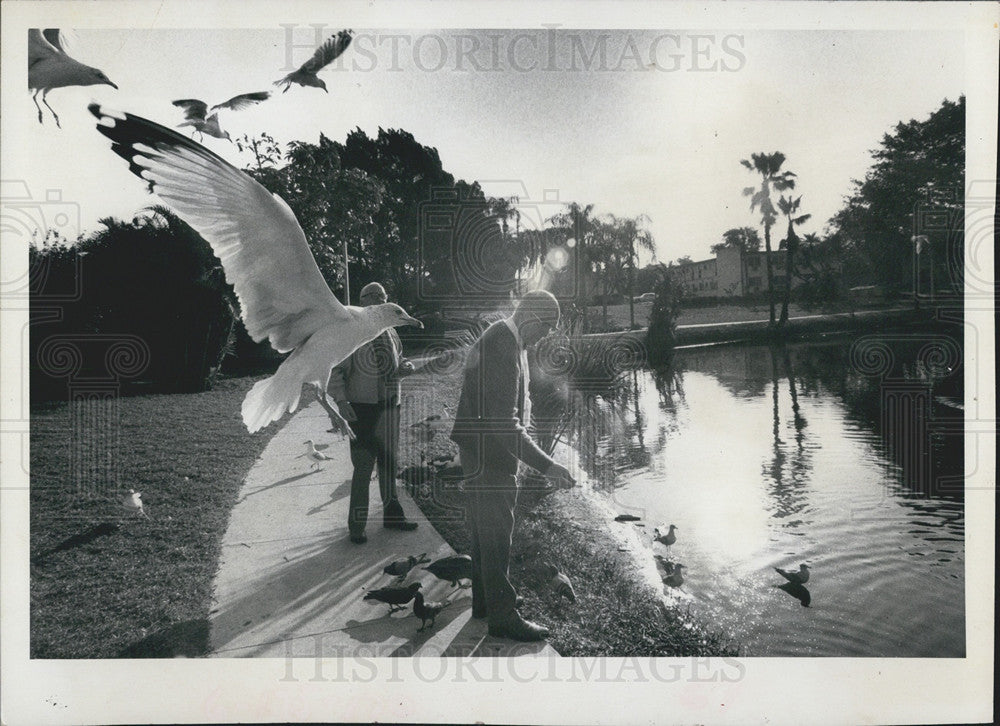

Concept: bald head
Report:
left=512, top=290, right=560, bottom=347
left=359, top=282, right=388, bottom=306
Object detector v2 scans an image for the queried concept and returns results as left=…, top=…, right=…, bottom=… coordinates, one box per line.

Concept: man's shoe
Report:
left=349, top=532, right=367, bottom=544
left=487, top=615, right=549, bottom=642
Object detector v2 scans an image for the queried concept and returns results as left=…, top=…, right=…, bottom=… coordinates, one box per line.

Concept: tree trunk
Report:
left=628, top=251, right=636, bottom=330
left=763, top=223, right=776, bottom=325
left=779, top=245, right=794, bottom=325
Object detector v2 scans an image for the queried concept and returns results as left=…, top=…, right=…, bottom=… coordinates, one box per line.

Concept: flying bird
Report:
left=774, top=564, right=810, bottom=585
left=301, top=439, right=332, bottom=470
left=383, top=552, right=431, bottom=580
left=89, top=104, right=423, bottom=433
left=29, top=28, right=117, bottom=127
left=363, top=581, right=421, bottom=614
left=172, top=91, right=270, bottom=142
left=653, top=524, right=677, bottom=546
left=542, top=563, right=576, bottom=603
left=122, top=489, right=149, bottom=519
left=412, top=591, right=451, bottom=632
left=274, top=29, right=354, bottom=93
left=423, top=554, right=473, bottom=588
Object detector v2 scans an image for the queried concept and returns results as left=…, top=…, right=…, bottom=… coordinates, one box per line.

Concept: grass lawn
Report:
left=30, top=376, right=272, bottom=658
left=397, top=351, right=736, bottom=656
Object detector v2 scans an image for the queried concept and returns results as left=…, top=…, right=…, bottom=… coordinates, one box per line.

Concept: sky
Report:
left=8, top=25, right=966, bottom=265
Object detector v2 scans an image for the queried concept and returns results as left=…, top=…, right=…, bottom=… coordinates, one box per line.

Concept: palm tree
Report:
left=604, top=213, right=655, bottom=329
left=741, top=152, right=797, bottom=326
left=776, top=195, right=811, bottom=324
left=548, top=202, right=598, bottom=325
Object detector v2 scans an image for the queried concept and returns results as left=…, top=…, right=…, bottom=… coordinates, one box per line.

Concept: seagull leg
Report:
left=32, top=90, right=44, bottom=124
left=40, top=92, right=60, bottom=128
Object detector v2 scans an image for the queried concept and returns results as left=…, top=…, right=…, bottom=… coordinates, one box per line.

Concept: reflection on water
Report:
left=561, top=327, right=965, bottom=657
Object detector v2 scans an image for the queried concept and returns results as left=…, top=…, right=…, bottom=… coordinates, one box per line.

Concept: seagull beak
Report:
left=404, top=315, right=424, bottom=328
left=106, top=80, right=119, bottom=90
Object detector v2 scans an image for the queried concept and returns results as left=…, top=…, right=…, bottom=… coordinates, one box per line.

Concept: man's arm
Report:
left=327, top=355, right=357, bottom=421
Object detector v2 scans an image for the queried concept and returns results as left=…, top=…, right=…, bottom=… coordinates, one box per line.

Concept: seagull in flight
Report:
left=89, top=104, right=423, bottom=433
left=29, top=29, right=117, bottom=127
left=274, top=29, right=353, bottom=93
left=172, top=92, right=270, bottom=142
left=774, top=564, right=810, bottom=585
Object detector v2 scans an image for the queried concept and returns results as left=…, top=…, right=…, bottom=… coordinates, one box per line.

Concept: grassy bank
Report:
left=397, top=350, right=737, bottom=657
left=30, top=376, right=271, bottom=658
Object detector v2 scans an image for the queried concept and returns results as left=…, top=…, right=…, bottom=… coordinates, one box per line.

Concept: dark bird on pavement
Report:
left=274, top=29, right=353, bottom=93
left=172, top=91, right=270, bottom=142
left=542, top=563, right=576, bottom=603
left=423, top=554, right=473, bottom=588
left=774, top=564, right=810, bottom=585
left=653, top=524, right=677, bottom=546
left=383, top=553, right=430, bottom=580
left=29, top=29, right=117, bottom=127
left=614, top=514, right=641, bottom=522
left=412, top=591, right=451, bottom=632
left=363, top=581, right=422, bottom=613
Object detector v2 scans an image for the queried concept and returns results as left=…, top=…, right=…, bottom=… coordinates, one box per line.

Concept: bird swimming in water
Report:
left=774, top=564, right=810, bottom=585
left=301, top=439, right=332, bottom=470
left=274, top=29, right=354, bottom=93
left=653, top=524, right=677, bottom=546
left=172, top=91, right=270, bottom=142
left=362, top=581, right=421, bottom=614
left=89, top=104, right=423, bottom=433
left=423, top=555, right=473, bottom=588
left=542, top=563, right=576, bottom=603
left=662, top=564, right=685, bottom=588
left=412, top=591, right=451, bottom=632
left=29, top=29, right=117, bottom=127
left=383, top=553, right=430, bottom=580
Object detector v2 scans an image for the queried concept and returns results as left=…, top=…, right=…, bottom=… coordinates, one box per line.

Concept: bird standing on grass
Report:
left=29, top=29, right=117, bottom=127
left=423, top=554, right=473, bottom=588
left=301, top=439, right=332, bottom=470
left=653, top=524, right=677, bottom=546
left=542, top=563, right=576, bottom=603
left=122, top=489, right=149, bottom=519
left=274, top=29, right=354, bottom=93
left=774, top=564, right=810, bottom=585
left=412, top=592, right=451, bottom=632
left=172, top=92, right=270, bottom=142
left=89, top=104, right=423, bottom=434
left=383, top=553, right=430, bottom=580
left=362, top=581, right=422, bottom=614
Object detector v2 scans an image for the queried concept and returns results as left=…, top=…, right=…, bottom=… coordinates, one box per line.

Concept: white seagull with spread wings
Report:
left=89, top=103, right=423, bottom=434
left=29, top=28, right=117, bottom=127
left=172, top=91, right=271, bottom=142
left=274, top=29, right=354, bottom=93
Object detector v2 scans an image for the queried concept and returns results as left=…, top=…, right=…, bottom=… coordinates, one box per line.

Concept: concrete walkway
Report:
left=208, top=401, right=557, bottom=658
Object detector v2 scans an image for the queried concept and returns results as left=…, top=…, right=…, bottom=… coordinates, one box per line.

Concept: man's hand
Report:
left=337, top=400, right=358, bottom=422
left=398, top=360, right=416, bottom=377
left=544, top=462, right=576, bottom=489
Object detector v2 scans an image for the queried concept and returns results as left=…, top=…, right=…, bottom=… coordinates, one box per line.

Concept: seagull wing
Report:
left=300, top=30, right=354, bottom=73
left=212, top=91, right=271, bottom=113
left=29, top=29, right=61, bottom=70
left=172, top=99, right=209, bottom=122
left=90, top=104, right=348, bottom=353
left=42, top=28, right=67, bottom=53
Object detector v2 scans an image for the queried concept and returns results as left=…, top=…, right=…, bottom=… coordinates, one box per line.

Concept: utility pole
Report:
left=342, top=238, right=350, bottom=305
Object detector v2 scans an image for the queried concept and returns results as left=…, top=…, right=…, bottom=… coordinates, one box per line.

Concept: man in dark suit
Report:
left=450, top=290, right=576, bottom=642
left=329, top=282, right=419, bottom=544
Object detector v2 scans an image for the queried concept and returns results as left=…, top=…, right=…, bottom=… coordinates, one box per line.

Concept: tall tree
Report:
left=776, top=195, right=811, bottom=324
left=741, top=152, right=797, bottom=325
left=711, top=226, right=762, bottom=255
left=603, top=213, right=655, bottom=329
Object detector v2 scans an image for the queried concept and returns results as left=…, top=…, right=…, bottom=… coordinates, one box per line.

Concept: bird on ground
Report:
left=122, top=489, right=149, bottom=519
left=301, top=439, right=332, bottom=470
left=398, top=453, right=435, bottom=496
left=363, top=581, right=422, bottom=614
left=274, top=29, right=354, bottom=93
left=29, top=29, right=117, bottom=127
left=383, top=552, right=430, bottom=580
left=654, top=554, right=675, bottom=577
left=653, top=524, right=678, bottom=546
left=614, top=513, right=641, bottom=523
left=89, top=104, right=424, bottom=434
left=662, top=564, right=685, bottom=588
left=774, top=564, right=810, bottom=585
left=423, top=554, right=473, bottom=588
left=412, top=591, right=451, bottom=632
left=429, top=452, right=457, bottom=470
left=410, top=407, right=451, bottom=444
left=542, top=563, right=576, bottom=603
left=172, top=91, right=270, bottom=142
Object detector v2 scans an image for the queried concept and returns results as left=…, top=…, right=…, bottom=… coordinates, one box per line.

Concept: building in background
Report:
left=667, top=246, right=805, bottom=299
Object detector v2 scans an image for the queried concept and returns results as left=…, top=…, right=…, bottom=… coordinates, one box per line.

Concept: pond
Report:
left=561, top=327, right=965, bottom=657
